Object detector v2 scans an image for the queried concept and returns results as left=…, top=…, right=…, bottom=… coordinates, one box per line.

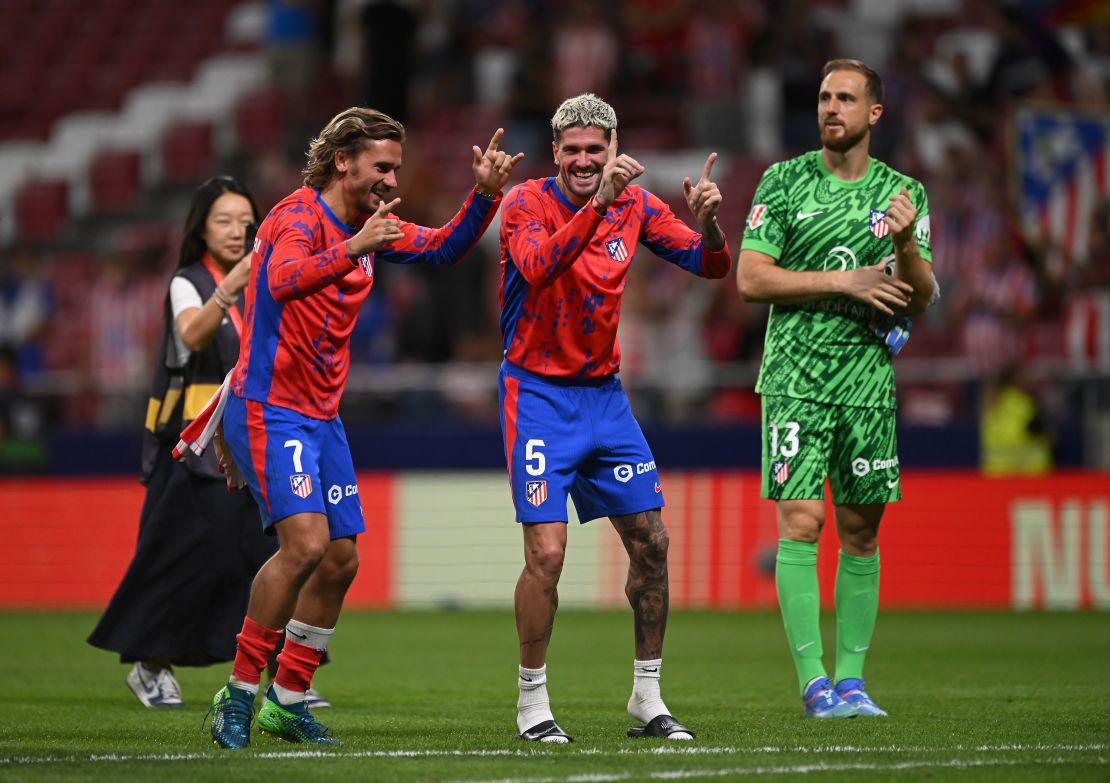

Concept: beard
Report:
left=821, top=122, right=869, bottom=153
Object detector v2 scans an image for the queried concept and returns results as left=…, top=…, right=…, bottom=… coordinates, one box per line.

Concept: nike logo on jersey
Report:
left=796, top=210, right=824, bottom=221
left=887, top=478, right=899, bottom=488
left=795, top=641, right=816, bottom=652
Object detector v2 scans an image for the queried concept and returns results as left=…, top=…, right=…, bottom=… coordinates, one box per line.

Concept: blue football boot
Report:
left=802, top=676, right=858, bottom=718
left=207, top=686, right=255, bottom=749
left=834, top=678, right=888, bottom=717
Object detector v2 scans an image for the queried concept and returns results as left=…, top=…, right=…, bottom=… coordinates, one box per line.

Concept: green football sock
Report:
left=834, top=549, right=880, bottom=684
left=775, top=539, right=825, bottom=694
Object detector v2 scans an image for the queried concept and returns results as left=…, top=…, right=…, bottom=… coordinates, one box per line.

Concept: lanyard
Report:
left=200, top=254, right=244, bottom=337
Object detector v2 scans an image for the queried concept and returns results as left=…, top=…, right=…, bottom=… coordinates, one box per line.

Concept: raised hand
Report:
left=683, top=152, right=723, bottom=230
left=346, top=197, right=404, bottom=257
left=883, top=187, right=918, bottom=245
left=594, top=129, right=645, bottom=210
left=222, top=255, right=252, bottom=297
left=473, top=128, right=525, bottom=196
left=842, top=262, right=914, bottom=316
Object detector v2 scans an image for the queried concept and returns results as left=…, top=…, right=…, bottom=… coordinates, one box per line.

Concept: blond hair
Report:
left=302, top=107, right=405, bottom=189
left=550, top=93, right=617, bottom=142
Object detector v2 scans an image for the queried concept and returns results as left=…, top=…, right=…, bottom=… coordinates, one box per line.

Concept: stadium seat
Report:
left=89, top=149, right=142, bottom=213
left=234, top=87, right=288, bottom=151
left=162, top=121, right=214, bottom=182
left=14, top=178, right=69, bottom=243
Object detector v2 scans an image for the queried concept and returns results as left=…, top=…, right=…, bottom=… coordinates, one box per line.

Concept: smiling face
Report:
left=336, top=138, right=403, bottom=215
left=553, top=126, right=610, bottom=206
left=202, top=192, right=255, bottom=268
left=818, top=69, right=883, bottom=153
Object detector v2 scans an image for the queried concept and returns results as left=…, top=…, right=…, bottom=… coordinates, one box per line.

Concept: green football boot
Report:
left=257, top=686, right=340, bottom=745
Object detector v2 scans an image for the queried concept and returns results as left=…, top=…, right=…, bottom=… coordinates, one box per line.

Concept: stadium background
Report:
left=0, top=0, right=1107, bottom=613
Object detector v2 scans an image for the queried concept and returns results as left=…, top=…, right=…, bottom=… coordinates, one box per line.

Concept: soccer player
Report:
left=207, top=107, right=523, bottom=749
left=498, top=93, right=731, bottom=742
left=737, top=59, right=936, bottom=718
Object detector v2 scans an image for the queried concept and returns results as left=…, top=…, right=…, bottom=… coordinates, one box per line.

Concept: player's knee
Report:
left=323, top=546, right=360, bottom=587
left=639, top=526, right=670, bottom=566
left=527, top=544, right=566, bottom=583
left=280, top=540, right=328, bottom=577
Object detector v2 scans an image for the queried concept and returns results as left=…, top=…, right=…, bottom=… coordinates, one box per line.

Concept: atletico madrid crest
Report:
left=290, top=473, right=313, bottom=498
left=526, top=480, right=547, bottom=507
left=605, top=238, right=628, bottom=262
left=772, top=460, right=789, bottom=486
left=869, top=209, right=890, bottom=238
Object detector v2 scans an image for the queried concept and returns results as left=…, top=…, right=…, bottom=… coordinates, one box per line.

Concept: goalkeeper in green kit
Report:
left=737, top=59, right=938, bottom=718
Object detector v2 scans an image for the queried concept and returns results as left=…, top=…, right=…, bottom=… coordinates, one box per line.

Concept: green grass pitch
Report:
left=1, top=610, right=1107, bottom=781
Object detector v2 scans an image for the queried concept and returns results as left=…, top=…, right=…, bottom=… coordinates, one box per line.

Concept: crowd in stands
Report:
left=0, top=0, right=1108, bottom=459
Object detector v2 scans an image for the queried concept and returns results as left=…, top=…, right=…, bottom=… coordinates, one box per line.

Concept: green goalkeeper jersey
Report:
left=740, top=151, right=933, bottom=410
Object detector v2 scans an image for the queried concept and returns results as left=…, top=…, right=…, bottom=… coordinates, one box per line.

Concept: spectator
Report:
left=0, top=248, right=53, bottom=378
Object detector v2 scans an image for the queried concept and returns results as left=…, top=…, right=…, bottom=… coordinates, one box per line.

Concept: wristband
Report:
left=475, top=186, right=499, bottom=200
left=212, top=285, right=235, bottom=311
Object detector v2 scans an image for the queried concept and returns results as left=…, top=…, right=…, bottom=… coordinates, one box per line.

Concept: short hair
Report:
left=550, top=93, right=618, bottom=142
left=303, top=107, right=406, bottom=189
left=178, top=176, right=260, bottom=270
left=822, top=59, right=884, bottom=104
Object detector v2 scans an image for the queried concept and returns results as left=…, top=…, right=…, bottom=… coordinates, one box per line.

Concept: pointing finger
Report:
left=486, top=128, right=505, bottom=156
left=608, top=128, right=618, bottom=164
left=701, top=152, right=717, bottom=183
left=375, top=197, right=401, bottom=217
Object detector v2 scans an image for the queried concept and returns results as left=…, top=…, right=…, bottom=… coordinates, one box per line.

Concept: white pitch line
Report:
left=1, top=743, right=1106, bottom=767
left=447, top=755, right=1109, bottom=783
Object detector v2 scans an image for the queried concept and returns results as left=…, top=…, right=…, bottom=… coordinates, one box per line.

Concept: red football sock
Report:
left=274, top=638, right=325, bottom=693
left=231, top=617, right=282, bottom=685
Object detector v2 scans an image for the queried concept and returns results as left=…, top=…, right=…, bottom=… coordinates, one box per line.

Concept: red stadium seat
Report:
left=89, top=149, right=142, bottom=212
left=234, top=87, right=288, bottom=151
left=162, top=120, right=214, bottom=182
left=14, top=178, right=70, bottom=243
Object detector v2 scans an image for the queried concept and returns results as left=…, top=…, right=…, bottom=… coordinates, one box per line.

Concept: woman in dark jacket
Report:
left=89, top=177, right=327, bottom=709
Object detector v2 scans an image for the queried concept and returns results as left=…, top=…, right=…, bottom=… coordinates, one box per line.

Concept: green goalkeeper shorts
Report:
left=760, top=394, right=901, bottom=504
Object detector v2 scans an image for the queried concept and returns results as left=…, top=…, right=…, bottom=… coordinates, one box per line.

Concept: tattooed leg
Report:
left=515, top=522, right=567, bottom=667
left=610, top=509, right=670, bottom=659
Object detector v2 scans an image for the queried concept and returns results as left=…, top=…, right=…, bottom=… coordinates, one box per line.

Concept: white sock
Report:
left=285, top=620, right=333, bottom=651
left=228, top=676, right=259, bottom=696
left=517, top=665, right=554, bottom=733
left=628, top=659, right=692, bottom=740
left=628, top=658, right=667, bottom=722
left=272, top=682, right=305, bottom=705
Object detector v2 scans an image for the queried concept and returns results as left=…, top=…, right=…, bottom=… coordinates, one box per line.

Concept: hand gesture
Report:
left=883, top=187, right=918, bottom=245
left=213, top=422, right=245, bottom=491
left=473, top=128, right=525, bottom=196
left=842, top=262, right=914, bottom=316
left=347, top=197, right=404, bottom=257
left=683, top=152, right=722, bottom=230
left=222, top=254, right=252, bottom=298
left=595, top=130, right=645, bottom=209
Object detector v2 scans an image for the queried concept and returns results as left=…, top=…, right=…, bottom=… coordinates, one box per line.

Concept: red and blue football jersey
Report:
left=498, top=178, right=730, bottom=378
left=233, top=186, right=498, bottom=419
